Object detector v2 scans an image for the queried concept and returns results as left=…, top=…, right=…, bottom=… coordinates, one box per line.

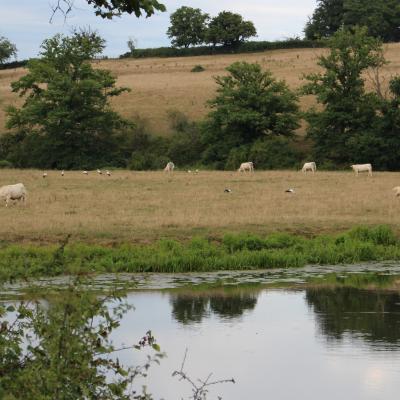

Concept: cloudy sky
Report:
left=0, top=0, right=317, bottom=59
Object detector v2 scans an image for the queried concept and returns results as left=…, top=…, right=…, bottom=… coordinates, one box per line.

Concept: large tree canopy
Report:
left=305, top=0, right=400, bottom=42
left=167, top=6, right=209, bottom=48
left=202, top=62, right=299, bottom=168
left=54, top=0, right=166, bottom=19
left=5, top=30, right=129, bottom=169
left=205, top=11, right=257, bottom=47
left=302, top=27, right=387, bottom=166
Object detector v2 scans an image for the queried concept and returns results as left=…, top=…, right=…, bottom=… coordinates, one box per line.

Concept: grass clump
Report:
left=1, top=225, right=400, bottom=281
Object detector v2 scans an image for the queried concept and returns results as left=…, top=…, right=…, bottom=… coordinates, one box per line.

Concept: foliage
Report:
left=0, top=160, right=13, bottom=169
left=119, top=39, right=323, bottom=59
left=302, top=27, right=385, bottom=166
left=167, top=110, right=204, bottom=167
left=191, top=64, right=205, bottom=72
left=0, top=36, right=17, bottom=64
left=0, top=277, right=163, bottom=399
left=304, top=0, right=345, bottom=39
left=167, top=6, right=209, bottom=48
left=126, top=118, right=170, bottom=170
left=0, top=226, right=399, bottom=280
left=55, top=0, right=166, bottom=19
left=202, top=62, right=299, bottom=168
left=305, top=0, right=400, bottom=41
left=205, top=11, right=257, bottom=47
left=5, top=30, right=130, bottom=169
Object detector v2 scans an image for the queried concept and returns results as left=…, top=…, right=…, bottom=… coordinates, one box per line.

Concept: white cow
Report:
left=351, top=164, right=372, bottom=176
left=238, top=162, right=254, bottom=173
left=302, top=161, right=316, bottom=173
left=0, top=183, right=27, bottom=207
left=393, top=187, right=400, bottom=197
left=164, top=162, right=175, bottom=173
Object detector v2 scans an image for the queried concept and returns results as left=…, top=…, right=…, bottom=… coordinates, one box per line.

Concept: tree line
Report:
left=1, top=27, right=400, bottom=171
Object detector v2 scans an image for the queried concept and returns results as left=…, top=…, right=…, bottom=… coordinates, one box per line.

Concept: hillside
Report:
left=1, top=43, right=400, bottom=135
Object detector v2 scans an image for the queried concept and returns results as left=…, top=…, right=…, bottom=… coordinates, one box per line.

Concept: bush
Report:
left=191, top=64, right=205, bottom=72
left=249, top=137, right=302, bottom=169
left=119, top=39, right=324, bottom=59
left=0, top=159, right=13, bottom=168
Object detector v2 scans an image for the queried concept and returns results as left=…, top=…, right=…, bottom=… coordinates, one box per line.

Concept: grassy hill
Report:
left=1, top=43, right=400, bottom=135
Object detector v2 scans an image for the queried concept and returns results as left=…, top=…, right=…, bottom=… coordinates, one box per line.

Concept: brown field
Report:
left=1, top=169, right=400, bottom=244
left=1, top=43, right=400, bottom=135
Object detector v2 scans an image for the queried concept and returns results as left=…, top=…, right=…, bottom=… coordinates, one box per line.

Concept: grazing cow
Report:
left=302, top=162, right=316, bottom=173
left=83, top=171, right=88, bottom=175
left=106, top=170, right=111, bottom=176
left=164, top=162, right=175, bottom=173
left=393, top=187, right=400, bottom=197
left=351, top=164, right=372, bottom=176
left=0, top=183, right=27, bottom=207
left=238, top=162, right=254, bottom=173
left=97, top=169, right=103, bottom=175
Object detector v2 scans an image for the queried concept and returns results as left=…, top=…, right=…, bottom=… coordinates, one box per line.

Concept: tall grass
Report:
left=1, top=226, right=400, bottom=281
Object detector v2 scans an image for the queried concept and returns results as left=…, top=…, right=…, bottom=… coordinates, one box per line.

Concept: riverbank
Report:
left=1, top=225, right=400, bottom=281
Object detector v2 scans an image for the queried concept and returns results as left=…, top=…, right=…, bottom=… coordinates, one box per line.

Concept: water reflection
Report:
left=306, top=288, right=400, bottom=347
left=170, top=290, right=258, bottom=324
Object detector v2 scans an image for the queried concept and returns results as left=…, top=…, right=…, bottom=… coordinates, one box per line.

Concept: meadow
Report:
left=1, top=43, right=400, bottom=135
left=1, top=169, right=400, bottom=245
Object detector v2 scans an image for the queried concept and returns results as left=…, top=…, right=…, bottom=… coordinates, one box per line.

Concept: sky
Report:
left=0, top=0, right=318, bottom=60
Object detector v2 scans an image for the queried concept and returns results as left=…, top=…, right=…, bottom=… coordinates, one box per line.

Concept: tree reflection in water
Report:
left=170, top=290, right=258, bottom=324
left=306, top=287, right=400, bottom=346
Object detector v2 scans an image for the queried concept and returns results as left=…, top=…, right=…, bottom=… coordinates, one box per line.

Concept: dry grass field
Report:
left=1, top=169, right=400, bottom=244
left=1, top=43, right=400, bottom=135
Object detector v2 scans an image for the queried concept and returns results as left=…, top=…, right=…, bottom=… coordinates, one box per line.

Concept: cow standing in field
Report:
left=238, top=162, right=254, bottom=173
left=351, top=164, right=372, bottom=176
left=164, top=162, right=175, bottom=173
left=0, top=183, right=27, bottom=207
left=302, top=162, right=316, bottom=173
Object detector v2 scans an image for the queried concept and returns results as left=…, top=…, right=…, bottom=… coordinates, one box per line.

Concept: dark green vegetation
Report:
left=203, top=61, right=300, bottom=169
left=55, top=0, right=166, bottom=19
left=305, top=0, right=400, bottom=42
left=0, top=36, right=17, bottom=65
left=3, top=28, right=400, bottom=171
left=3, top=30, right=130, bottom=170
left=1, top=226, right=400, bottom=281
left=303, top=27, right=400, bottom=169
left=0, top=277, right=163, bottom=399
left=119, top=38, right=321, bottom=59
left=167, top=7, right=256, bottom=49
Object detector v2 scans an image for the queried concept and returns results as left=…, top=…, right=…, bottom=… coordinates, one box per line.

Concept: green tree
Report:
left=304, top=0, right=344, bottom=40
left=0, top=36, right=17, bottom=64
left=344, top=0, right=400, bottom=42
left=305, top=0, right=400, bottom=41
left=167, top=6, right=209, bottom=48
left=5, top=30, right=129, bottom=169
left=205, top=11, right=257, bottom=47
left=302, top=27, right=385, bottom=166
left=54, top=0, right=166, bottom=19
left=202, top=62, right=299, bottom=168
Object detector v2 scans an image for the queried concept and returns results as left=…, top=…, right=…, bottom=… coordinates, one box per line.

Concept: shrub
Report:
left=191, top=64, right=205, bottom=72
left=0, top=159, right=13, bottom=168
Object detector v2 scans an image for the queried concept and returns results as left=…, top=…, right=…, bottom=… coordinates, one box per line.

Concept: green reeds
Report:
left=1, top=225, right=400, bottom=281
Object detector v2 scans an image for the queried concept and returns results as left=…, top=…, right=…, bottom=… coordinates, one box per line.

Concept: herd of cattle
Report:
left=0, top=161, right=397, bottom=207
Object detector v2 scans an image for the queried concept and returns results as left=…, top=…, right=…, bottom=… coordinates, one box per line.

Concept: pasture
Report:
left=1, top=43, right=400, bottom=135
left=1, top=169, right=400, bottom=244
